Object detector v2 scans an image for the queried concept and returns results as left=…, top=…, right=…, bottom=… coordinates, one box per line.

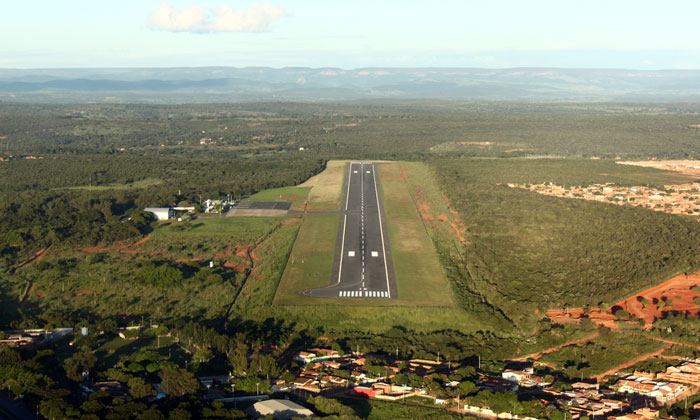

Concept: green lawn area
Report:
left=95, top=335, right=183, bottom=369
left=378, top=162, right=455, bottom=307
left=153, top=216, right=280, bottom=238
left=247, top=186, right=311, bottom=210
left=273, top=213, right=339, bottom=305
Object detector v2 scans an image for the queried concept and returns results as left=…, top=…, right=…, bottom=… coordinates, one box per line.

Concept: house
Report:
left=502, top=368, right=532, bottom=383
left=144, top=207, right=174, bottom=221
left=354, top=386, right=375, bottom=398
left=296, top=348, right=340, bottom=364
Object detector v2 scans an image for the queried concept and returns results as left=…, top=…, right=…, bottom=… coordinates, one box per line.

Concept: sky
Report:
left=1, top=0, right=700, bottom=69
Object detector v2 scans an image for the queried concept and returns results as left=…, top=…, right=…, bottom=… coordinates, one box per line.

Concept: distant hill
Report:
left=2, top=67, right=700, bottom=103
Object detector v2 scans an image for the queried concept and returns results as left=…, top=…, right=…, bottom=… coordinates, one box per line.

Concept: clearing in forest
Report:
left=611, top=271, right=700, bottom=327
left=273, top=160, right=453, bottom=307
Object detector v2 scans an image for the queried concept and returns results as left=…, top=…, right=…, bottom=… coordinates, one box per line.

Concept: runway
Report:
left=301, top=162, right=398, bottom=299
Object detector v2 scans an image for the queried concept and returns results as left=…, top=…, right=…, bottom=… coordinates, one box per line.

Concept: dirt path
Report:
left=645, top=335, right=700, bottom=351
left=14, top=246, right=50, bottom=270
left=512, top=332, right=600, bottom=361
left=593, top=344, right=672, bottom=381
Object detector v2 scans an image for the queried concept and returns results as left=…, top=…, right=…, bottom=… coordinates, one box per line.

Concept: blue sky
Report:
left=1, top=0, right=699, bottom=69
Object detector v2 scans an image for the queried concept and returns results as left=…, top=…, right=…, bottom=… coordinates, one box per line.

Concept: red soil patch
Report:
left=612, top=271, right=700, bottom=327
left=127, top=233, right=151, bottom=247
left=546, top=307, right=622, bottom=329
left=234, top=245, right=252, bottom=258
left=398, top=166, right=409, bottom=183
left=223, top=262, right=247, bottom=272
left=544, top=288, right=700, bottom=330
left=450, top=222, right=467, bottom=243
left=250, top=251, right=261, bottom=262
left=174, top=258, right=202, bottom=263
left=77, top=234, right=152, bottom=254
left=76, top=290, right=99, bottom=296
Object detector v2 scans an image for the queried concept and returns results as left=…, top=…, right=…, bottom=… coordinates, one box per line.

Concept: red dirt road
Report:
left=512, top=332, right=601, bottom=361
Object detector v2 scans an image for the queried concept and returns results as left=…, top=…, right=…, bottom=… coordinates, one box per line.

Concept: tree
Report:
left=40, top=398, right=72, bottom=420
left=159, top=367, right=200, bottom=397
left=168, top=408, right=192, bottom=420
left=128, top=377, right=156, bottom=399
left=248, top=354, right=279, bottom=378
left=458, top=380, right=478, bottom=395
left=64, top=346, right=97, bottom=382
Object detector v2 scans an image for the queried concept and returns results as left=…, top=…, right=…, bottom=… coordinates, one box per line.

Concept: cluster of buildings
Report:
left=144, top=198, right=233, bottom=221
left=613, top=360, right=700, bottom=405
left=0, top=328, right=73, bottom=349
left=508, top=182, right=700, bottom=217
left=289, top=348, right=446, bottom=401
left=287, top=348, right=700, bottom=420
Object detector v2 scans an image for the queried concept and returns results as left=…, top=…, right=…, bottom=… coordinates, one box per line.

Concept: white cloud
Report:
left=147, top=1, right=286, bottom=33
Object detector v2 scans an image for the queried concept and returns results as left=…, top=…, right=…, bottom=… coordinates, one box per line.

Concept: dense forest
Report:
left=433, top=158, right=700, bottom=328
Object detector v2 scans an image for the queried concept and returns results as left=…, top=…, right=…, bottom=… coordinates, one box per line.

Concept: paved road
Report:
left=301, top=162, right=398, bottom=299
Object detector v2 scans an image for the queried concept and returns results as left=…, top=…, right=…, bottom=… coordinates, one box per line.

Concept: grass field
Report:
left=299, top=160, right=348, bottom=211
left=246, top=186, right=311, bottom=210
left=273, top=213, right=339, bottom=305
left=95, top=335, right=183, bottom=369
left=378, top=163, right=454, bottom=306
left=138, top=216, right=281, bottom=260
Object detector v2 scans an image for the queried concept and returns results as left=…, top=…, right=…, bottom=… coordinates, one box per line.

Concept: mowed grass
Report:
left=378, top=163, right=455, bottom=307
left=247, top=186, right=311, bottom=210
left=273, top=213, right=339, bottom=305
left=299, top=160, right=348, bottom=211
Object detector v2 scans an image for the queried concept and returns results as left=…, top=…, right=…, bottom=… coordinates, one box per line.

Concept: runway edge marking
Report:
left=372, top=163, right=392, bottom=298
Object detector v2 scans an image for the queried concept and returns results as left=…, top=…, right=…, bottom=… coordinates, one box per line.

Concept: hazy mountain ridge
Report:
left=2, top=67, right=700, bottom=103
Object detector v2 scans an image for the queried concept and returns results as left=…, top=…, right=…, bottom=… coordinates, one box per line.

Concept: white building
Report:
left=245, top=399, right=314, bottom=419
left=144, top=207, right=174, bottom=221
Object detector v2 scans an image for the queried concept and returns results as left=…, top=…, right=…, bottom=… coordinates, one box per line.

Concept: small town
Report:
left=507, top=182, right=700, bottom=217
left=5, top=326, right=700, bottom=420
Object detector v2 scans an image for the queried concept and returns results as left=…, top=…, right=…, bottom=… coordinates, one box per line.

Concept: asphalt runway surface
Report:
left=301, top=162, right=398, bottom=299
left=225, top=201, right=291, bottom=217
